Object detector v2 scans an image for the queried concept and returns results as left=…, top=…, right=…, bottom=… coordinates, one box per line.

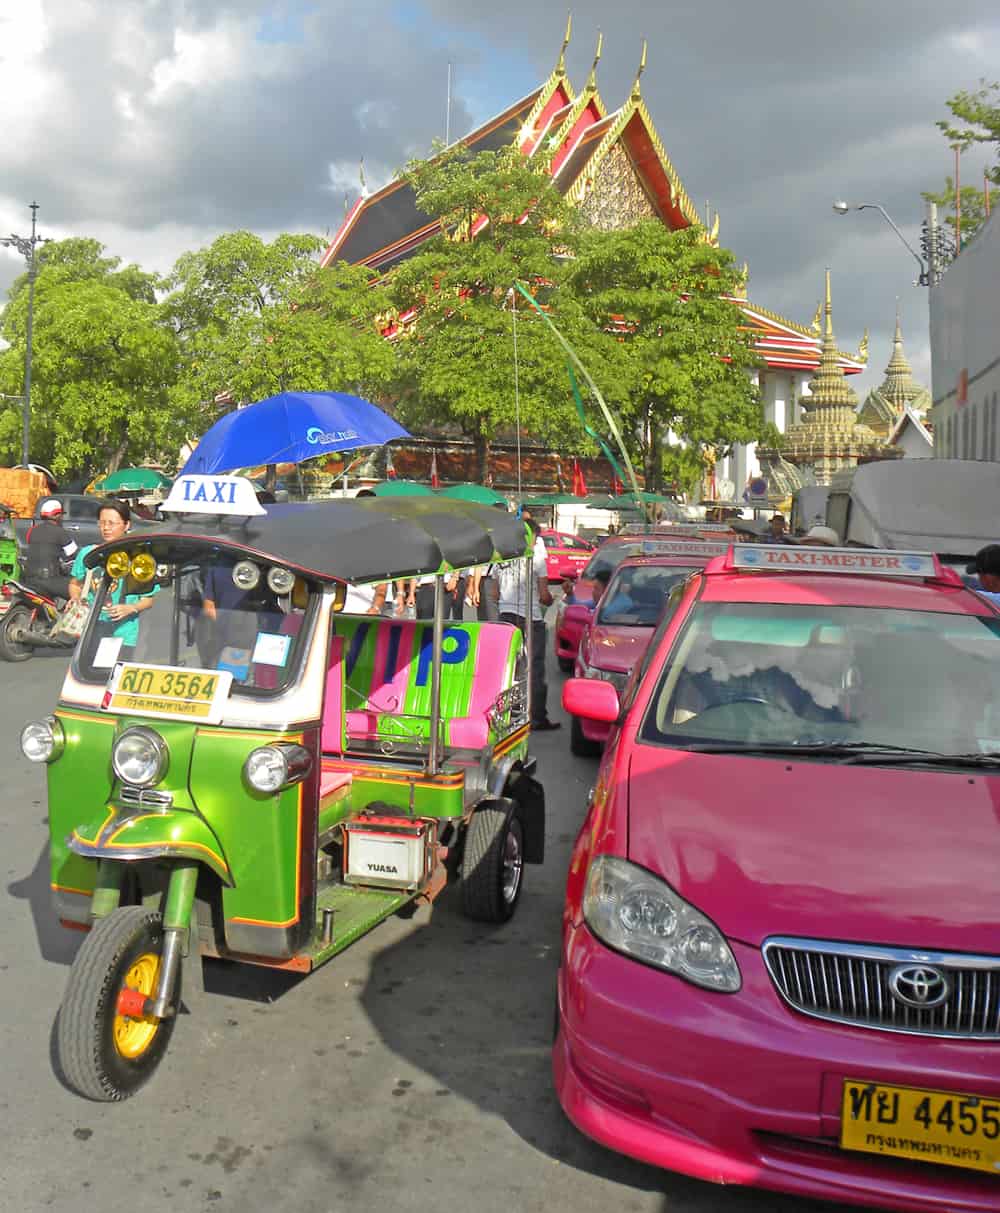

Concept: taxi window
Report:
left=597, top=566, right=698, bottom=627
left=620, top=582, right=688, bottom=712
left=641, top=602, right=1000, bottom=759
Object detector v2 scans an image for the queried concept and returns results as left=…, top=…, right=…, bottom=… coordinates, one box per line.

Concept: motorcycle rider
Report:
left=23, top=500, right=78, bottom=600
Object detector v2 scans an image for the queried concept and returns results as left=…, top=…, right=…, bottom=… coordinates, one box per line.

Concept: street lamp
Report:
left=0, top=201, right=48, bottom=464
left=832, top=200, right=930, bottom=286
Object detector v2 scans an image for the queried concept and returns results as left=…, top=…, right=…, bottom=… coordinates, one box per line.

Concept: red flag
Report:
left=572, top=458, right=588, bottom=498
left=385, top=447, right=397, bottom=479
left=430, top=449, right=440, bottom=489
left=611, top=474, right=624, bottom=495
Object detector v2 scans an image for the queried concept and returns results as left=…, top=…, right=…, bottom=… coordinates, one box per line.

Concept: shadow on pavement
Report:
left=8, top=841, right=81, bottom=966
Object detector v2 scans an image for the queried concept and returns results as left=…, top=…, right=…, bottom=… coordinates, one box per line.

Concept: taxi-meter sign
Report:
left=732, top=545, right=938, bottom=578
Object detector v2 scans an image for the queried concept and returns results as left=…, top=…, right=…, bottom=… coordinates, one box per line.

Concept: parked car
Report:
left=569, top=547, right=727, bottom=756
left=558, top=541, right=1000, bottom=1212
left=539, top=529, right=594, bottom=582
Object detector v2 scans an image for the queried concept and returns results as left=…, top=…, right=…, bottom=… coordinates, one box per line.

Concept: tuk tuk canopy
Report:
left=85, top=495, right=530, bottom=584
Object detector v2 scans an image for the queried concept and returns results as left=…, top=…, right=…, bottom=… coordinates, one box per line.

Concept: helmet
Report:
left=38, top=499, right=64, bottom=519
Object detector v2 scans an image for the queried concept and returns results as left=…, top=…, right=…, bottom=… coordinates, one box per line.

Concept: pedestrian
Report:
left=498, top=517, right=560, bottom=731
left=965, top=545, right=1000, bottom=607
left=23, top=499, right=78, bottom=599
left=764, top=513, right=794, bottom=544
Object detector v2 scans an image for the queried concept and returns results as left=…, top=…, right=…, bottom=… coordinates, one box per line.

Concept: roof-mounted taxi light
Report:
left=159, top=473, right=267, bottom=517
left=130, top=552, right=156, bottom=583
left=106, top=550, right=131, bottom=579
left=725, top=544, right=944, bottom=580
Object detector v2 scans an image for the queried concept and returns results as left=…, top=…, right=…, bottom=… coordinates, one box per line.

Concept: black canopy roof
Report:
left=85, top=496, right=530, bottom=584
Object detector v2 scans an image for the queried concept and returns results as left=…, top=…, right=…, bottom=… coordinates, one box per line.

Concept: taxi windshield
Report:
left=76, top=557, right=313, bottom=695
left=597, top=566, right=698, bottom=627
left=643, top=602, right=1000, bottom=758
left=582, top=542, right=661, bottom=582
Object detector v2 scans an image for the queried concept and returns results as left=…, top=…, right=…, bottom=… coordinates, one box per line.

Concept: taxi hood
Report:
left=626, top=748, right=1000, bottom=953
left=585, top=624, right=653, bottom=674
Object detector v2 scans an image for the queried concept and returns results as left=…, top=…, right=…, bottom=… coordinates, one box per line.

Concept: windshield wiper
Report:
left=680, top=740, right=1000, bottom=767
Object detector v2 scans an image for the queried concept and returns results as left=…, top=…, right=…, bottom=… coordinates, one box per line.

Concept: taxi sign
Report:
left=160, top=473, right=266, bottom=517
left=641, top=540, right=730, bottom=558
left=102, top=662, right=234, bottom=723
left=731, top=545, right=939, bottom=578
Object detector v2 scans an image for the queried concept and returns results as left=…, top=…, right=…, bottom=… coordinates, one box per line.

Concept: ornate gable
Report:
left=578, top=141, right=659, bottom=230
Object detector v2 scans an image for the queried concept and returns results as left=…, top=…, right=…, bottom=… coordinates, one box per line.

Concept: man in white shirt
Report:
left=498, top=518, right=559, bottom=731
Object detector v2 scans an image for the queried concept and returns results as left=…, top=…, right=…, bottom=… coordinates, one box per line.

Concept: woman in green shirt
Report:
left=69, top=499, right=158, bottom=651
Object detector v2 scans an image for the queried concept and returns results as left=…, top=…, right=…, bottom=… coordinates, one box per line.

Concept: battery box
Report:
left=343, top=814, right=437, bottom=891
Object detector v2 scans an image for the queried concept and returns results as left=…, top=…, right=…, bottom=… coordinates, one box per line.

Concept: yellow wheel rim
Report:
left=113, top=952, right=161, bottom=1059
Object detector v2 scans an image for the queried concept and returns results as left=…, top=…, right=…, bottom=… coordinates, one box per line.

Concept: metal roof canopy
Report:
left=838, top=460, right=1000, bottom=555
left=85, top=496, right=529, bottom=585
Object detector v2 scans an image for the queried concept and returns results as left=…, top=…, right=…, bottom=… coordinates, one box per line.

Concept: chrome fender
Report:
left=68, top=805, right=233, bottom=884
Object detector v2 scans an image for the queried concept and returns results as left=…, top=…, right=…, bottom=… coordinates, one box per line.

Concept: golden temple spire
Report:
left=556, top=12, right=572, bottom=74
left=586, top=29, right=603, bottom=89
left=823, top=268, right=833, bottom=340
left=879, top=302, right=922, bottom=408
left=810, top=301, right=821, bottom=336
left=630, top=39, right=648, bottom=99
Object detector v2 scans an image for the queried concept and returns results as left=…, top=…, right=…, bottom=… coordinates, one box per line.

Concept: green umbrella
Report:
left=438, top=483, right=507, bottom=506
left=94, top=467, right=173, bottom=493
left=370, top=480, right=435, bottom=497
left=583, top=493, right=618, bottom=509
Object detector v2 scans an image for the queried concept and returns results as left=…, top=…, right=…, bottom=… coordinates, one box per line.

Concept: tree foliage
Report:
left=926, top=79, right=1000, bottom=245
left=561, top=221, right=762, bottom=492
left=0, top=239, right=181, bottom=476
left=388, top=145, right=589, bottom=477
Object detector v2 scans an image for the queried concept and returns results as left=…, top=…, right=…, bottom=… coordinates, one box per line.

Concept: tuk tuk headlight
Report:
left=232, top=560, right=260, bottom=591
left=21, top=716, right=64, bottom=764
left=583, top=856, right=741, bottom=992
left=130, top=552, right=156, bottom=583
left=112, top=727, right=168, bottom=787
left=244, top=743, right=312, bottom=794
left=266, top=566, right=296, bottom=595
left=106, top=550, right=131, bottom=579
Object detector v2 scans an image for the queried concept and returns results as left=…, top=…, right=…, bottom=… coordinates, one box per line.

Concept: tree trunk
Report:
left=474, top=431, right=490, bottom=485
left=107, top=436, right=128, bottom=475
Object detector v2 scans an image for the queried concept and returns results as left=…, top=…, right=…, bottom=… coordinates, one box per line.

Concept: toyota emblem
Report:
left=888, top=964, right=950, bottom=1009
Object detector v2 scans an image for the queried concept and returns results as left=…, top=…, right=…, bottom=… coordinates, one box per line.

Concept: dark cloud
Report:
left=3, top=0, right=997, bottom=396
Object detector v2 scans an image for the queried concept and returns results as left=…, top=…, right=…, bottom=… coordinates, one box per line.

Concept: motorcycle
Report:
left=0, top=579, right=78, bottom=661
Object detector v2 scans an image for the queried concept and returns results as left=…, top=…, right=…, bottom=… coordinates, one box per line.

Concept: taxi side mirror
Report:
left=562, top=678, right=621, bottom=723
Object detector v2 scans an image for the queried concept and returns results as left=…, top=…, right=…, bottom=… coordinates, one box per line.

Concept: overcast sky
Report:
left=2, top=0, right=998, bottom=402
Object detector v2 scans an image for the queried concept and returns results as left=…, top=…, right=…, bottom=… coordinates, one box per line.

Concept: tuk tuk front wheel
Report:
left=0, top=604, right=33, bottom=661
left=461, top=805, right=524, bottom=923
left=57, top=906, right=179, bottom=1101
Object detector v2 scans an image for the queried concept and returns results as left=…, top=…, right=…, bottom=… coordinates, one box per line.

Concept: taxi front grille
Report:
left=763, top=937, right=1000, bottom=1039
left=118, top=785, right=173, bottom=809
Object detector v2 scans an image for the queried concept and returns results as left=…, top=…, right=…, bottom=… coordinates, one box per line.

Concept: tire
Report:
left=557, top=656, right=574, bottom=674
left=57, top=906, right=179, bottom=1101
left=460, top=806, right=524, bottom=923
left=570, top=715, right=601, bottom=757
left=0, top=604, right=33, bottom=662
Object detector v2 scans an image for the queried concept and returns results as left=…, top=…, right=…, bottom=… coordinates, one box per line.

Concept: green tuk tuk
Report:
left=0, top=501, right=21, bottom=588
left=22, top=475, right=544, bottom=1101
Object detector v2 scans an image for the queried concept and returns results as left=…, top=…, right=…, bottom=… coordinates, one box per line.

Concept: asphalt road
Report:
left=1, top=640, right=860, bottom=1213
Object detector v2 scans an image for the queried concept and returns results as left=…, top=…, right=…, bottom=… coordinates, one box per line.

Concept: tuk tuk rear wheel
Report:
left=0, top=605, right=32, bottom=661
left=57, top=906, right=179, bottom=1101
left=460, top=805, right=524, bottom=923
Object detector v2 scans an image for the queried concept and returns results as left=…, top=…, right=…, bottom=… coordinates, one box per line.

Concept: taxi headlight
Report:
left=112, top=727, right=168, bottom=787
left=21, top=716, right=64, bottom=764
left=579, top=658, right=627, bottom=690
left=583, top=856, right=741, bottom=992
left=244, top=743, right=312, bottom=794
left=106, top=550, right=131, bottom=578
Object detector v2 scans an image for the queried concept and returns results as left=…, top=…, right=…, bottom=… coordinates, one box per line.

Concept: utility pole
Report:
left=1, top=202, right=47, bottom=464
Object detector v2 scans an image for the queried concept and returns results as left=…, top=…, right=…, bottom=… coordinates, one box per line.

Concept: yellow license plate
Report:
left=106, top=663, right=232, bottom=723
left=841, top=1079, right=1000, bottom=1175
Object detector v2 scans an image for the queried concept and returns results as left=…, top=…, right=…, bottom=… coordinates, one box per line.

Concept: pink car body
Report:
left=539, top=529, right=594, bottom=583
left=557, top=545, right=1000, bottom=1210
left=572, top=552, right=724, bottom=747
left=555, top=535, right=724, bottom=672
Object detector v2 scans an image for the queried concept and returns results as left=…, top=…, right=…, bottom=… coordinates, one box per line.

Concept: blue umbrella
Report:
left=180, top=391, right=410, bottom=475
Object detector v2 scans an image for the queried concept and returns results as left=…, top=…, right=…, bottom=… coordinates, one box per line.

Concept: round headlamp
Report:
left=244, top=743, right=312, bottom=794
left=130, top=552, right=156, bottom=583
left=106, top=550, right=131, bottom=578
left=21, top=716, right=64, bottom=764
left=232, top=560, right=260, bottom=591
left=267, top=566, right=296, bottom=595
left=112, top=726, right=168, bottom=787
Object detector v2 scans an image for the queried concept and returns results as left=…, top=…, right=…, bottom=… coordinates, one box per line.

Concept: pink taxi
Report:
left=555, top=533, right=723, bottom=673
left=539, top=529, right=594, bottom=583
left=557, top=543, right=1000, bottom=1211
left=570, top=545, right=727, bottom=756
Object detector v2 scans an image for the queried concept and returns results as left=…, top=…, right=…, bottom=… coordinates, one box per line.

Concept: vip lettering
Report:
left=367, top=863, right=399, bottom=874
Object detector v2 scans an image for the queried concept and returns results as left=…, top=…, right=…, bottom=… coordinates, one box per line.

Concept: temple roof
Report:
left=859, top=306, right=931, bottom=431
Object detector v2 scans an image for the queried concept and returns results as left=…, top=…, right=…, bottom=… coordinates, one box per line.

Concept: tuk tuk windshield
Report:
left=76, top=557, right=314, bottom=695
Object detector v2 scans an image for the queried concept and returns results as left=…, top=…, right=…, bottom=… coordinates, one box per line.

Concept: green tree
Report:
left=163, top=231, right=395, bottom=414
left=0, top=239, right=181, bottom=476
left=561, top=220, right=762, bottom=492
left=388, top=145, right=589, bottom=479
left=926, top=80, right=1000, bottom=246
